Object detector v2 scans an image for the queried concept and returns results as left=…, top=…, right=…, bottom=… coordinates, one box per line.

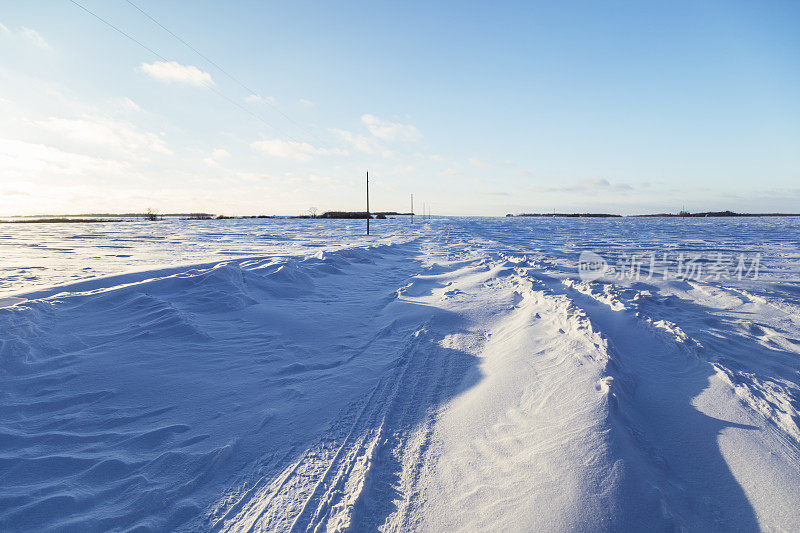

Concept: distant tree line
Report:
left=507, top=211, right=800, bottom=218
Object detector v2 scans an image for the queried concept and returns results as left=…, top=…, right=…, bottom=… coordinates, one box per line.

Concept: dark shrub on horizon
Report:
left=319, top=211, right=373, bottom=219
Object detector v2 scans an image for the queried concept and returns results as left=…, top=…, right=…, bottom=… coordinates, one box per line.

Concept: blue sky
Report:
left=1, top=1, right=798, bottom=215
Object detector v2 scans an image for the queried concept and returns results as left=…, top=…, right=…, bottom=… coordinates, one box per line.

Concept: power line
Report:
left=123, top=0, right=332, bottom=148
left=66, top=0, right=305, bottom=144
left=68, top=0, right=163, bottom=60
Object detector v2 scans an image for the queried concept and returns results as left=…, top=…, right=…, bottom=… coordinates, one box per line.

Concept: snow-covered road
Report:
left=2, top=217, right=800, bottom=531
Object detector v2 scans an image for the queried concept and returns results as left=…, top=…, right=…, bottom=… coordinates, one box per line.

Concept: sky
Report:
left=1, top=0, right=798, bottom=216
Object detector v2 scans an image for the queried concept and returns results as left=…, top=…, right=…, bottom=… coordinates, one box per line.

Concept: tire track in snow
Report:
left=212, top=243, right=498, bottom=532
left=287, top=325, right=431, bottom=532
left=208, top=323, right=429, bottom=532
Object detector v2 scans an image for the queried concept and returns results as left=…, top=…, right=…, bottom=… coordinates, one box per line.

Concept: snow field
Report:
left=2, top=217, right=800, bottom=531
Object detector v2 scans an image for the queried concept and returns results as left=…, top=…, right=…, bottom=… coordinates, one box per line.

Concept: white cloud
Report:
left=579, top=178, right=633, bottom=191
left=120, top=97, right=141, bottom=112
left=361, top=114, right=421, bottom=142
left=468, top=157, right=487, bottom=168
left=0, top=187, right=32, bottom=197
left=0, top=22, right=9, bottom=34
left=0, top=138, right=125, bottom=180
left=441, top=168, right=464, bottom=178
left=331, top=128, right=378, bottom=154
left=245, top=94, right=276, bottom=104
left=236, top=171, right=276, bottom=183
left=298, top=98, right=314, bottom=107
left=139, top=61, right=213, bottom=87
left=251, top=139, right=345, bottom=161
left=34, top=115, right=172, bottom=156
left=528, top=178, right=635, bottom=194
left=212, top=148, right=230, bottom=159
left=19, top=27, right=50, bottom=49
left=308, top=174, right=335, bottom=185
left=203, top=148, right=231, bottom=167
left=332, top=116, right=421, bottom=157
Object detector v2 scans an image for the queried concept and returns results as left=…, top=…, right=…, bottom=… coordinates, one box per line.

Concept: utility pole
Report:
left=366, top=170, right=370, bottom=236
left=411, top=194, right=414, bottom=224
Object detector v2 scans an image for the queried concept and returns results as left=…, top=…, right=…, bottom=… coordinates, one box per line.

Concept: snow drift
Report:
left=1, top=217, right=800, bottom=531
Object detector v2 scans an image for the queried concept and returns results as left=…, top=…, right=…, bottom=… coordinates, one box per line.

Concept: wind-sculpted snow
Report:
left=0, top=218, right=419, bottom=300
left=1, top=217, right=800, bottom=531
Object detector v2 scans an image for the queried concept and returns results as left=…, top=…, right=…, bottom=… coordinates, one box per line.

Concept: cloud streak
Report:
left=139, top=61, right=213, bottom=87
left=441, top=168, right=464, bottom=178
left=528, top=178, right=634, bottom=194
left=34, top=115, right=172, bottom=157
left=19, top=27, right=51, bottom=49
left=2, top=24, right=51, bottom=49
left=203, top=148, right=231, bottom=167
left=331, top=128, right=380, bottom=154
left=245, top=94, right=276, bottom=104
left=251, top=139, right=345, bottom=161
left=0, top=139, right=125, bottom=180
left=361, top=114, right=421, bottom=142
